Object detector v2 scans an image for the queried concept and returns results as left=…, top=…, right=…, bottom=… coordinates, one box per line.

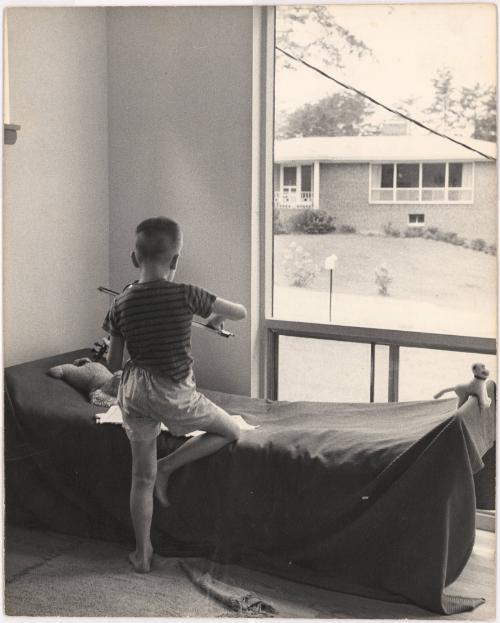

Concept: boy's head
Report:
left=132, top=217, right=183, bottom=270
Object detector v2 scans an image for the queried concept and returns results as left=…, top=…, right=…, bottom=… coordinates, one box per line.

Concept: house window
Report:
left=283, top=166, right=297, bottom=193
left=408, top=213, right=425, bottom=226
left=275, top=163, right=315, bottom=209
left=301, top=165, right=312, bottom=193
left=370, top=162, right=473, bottom=203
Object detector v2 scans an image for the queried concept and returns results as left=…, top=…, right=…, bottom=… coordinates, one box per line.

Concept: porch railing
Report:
left=274, top=190, right=313, bottom=210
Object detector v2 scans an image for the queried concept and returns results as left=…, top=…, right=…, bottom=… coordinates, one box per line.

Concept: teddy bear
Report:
left=48, top=350, right=122, bottom=408
left=433, top=362, right=492, bottom=410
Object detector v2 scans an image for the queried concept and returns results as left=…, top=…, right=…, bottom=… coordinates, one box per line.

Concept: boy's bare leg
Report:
left=129, top=438, right=157, bottom=572
left=154, top=416, right=240, bottom=507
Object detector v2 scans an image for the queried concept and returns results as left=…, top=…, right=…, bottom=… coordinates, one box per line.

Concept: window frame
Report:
left=256, top=7, right=495, bottom=402
left=369, top=161, right=475, bottom=205
left=408, top=213, right=425, bottom=227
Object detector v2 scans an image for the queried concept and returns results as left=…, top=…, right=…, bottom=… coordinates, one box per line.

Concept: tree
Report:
left=276, top=6, right=371, bottom=72
left=471, top=86, right=496, bottom=142
left=424, top=69, right=496, bottom=142
left=279, top=92, right=378, bottom=139
left=424, top=68, right=461, bottom=132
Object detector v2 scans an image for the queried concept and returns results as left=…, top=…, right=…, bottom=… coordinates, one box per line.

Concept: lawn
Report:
left=274, top=233, right=497, bottom=314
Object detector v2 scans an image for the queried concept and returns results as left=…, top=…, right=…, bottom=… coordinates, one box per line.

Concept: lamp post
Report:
left=324, top=253, right=338, bottom=323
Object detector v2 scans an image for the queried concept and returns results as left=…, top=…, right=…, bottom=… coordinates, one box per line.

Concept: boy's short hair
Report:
left=135, top=217, right=182, bottom=260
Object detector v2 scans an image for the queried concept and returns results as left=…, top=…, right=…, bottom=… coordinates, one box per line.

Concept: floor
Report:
left=4, top=525, right=496, bottom=618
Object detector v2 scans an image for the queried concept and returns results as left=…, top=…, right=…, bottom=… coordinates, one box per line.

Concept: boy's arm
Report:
left=207, top=297, right=247, bottom=330
left=107, top=335, right=125, bottom=373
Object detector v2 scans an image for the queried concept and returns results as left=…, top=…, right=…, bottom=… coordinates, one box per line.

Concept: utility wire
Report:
left=276, top=46, right=496, bottom=162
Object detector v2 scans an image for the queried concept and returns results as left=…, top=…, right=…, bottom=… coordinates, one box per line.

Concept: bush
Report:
left=381, top=223, right=494, bottom=255
left=423, top=227, right=440, bottom=240
left=273, top=210, right=288, bottom=235
left=283, top=242, right=320, bottom=287
left=339, top=224, right=357, bottom=234
left=403, top=227, right=425, bottom=238
left=441, top=231, right=461, bottom=245
left=291, top=209, right=336, bottom=234
left=382, top=222, right=401, bottom=237
left=470, top=238, right=488, bottom=252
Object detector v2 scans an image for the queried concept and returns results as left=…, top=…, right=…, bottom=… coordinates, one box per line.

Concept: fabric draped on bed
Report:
left=4, top=349, right=496, bottom=615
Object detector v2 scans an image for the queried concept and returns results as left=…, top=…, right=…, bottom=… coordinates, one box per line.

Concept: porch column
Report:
left=313, top=160, right=320, bottom=209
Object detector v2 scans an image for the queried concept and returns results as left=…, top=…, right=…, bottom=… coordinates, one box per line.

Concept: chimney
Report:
left=381, top=120, right=409, bottom=136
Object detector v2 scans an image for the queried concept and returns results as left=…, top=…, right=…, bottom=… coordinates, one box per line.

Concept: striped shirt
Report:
left=102, top=280, right=216, bottom=382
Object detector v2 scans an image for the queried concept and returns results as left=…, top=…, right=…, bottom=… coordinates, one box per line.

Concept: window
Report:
left=264, top=6, right=496, bottom=403
left=408, top=213, right=425, bottom=226
left=301, top=165, right=312, bottom=193
left=275, top=163, right=315, bottom=209
left=370, top=162, right=473, bottom=203
left=283, top=166, right=297, bottom=190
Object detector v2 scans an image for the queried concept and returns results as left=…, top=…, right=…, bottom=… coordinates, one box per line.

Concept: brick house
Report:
left=274, top=131, right=497, bottom=242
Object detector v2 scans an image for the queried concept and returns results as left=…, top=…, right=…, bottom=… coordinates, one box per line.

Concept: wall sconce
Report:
left=4, top=123, right=20, bottom=145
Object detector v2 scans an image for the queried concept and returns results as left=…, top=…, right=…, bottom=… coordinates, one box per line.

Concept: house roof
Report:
left=274, top=134, right=497, bottom=164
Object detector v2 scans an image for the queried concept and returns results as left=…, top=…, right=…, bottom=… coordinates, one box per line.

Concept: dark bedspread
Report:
left=5, top=349, right=496, bottom=615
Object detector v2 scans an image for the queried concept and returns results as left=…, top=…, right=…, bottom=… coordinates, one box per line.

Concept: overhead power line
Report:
left=276, top=46, right=496, bottom=162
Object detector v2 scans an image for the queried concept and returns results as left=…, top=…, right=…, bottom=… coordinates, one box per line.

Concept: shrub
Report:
left=339, top=224, right=357, bottom=234
left=283, top=242, right=320, bottom=287
left=291, top=209, right=336, bottom=234
left=403, top=227, right=425, bottom=238
left=374, top=263, right=392, bottom=296
left=273, top=209, right=288, bottom=235
left=382, top=223, right=493, bottom=255
left=441, top=231, right=459, bottom=244
left=470, top=238, right=487, bottom=252
left=423, top=227, right=440, bottom=240
left=382, top=222, right=401, bottom=237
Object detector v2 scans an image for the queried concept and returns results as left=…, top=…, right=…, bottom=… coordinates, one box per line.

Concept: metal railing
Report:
left=265, top=319, right=496, bottom=402
left=274, top=190, right=313, bottom=210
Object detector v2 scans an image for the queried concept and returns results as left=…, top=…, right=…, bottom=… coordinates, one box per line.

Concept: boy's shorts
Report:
left=118, top=362, right=229, bottom=442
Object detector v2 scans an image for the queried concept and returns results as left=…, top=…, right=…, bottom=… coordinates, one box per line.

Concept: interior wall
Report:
left=3, top=8, right=109, bottom=366
left=107, top=7, right=254, bottom=395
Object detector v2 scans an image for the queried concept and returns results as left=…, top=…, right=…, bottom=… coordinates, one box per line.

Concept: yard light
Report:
left=324, top=254, right=338, bottom=323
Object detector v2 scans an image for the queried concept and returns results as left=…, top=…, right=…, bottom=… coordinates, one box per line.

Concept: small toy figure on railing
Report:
left=434, top=362, right=493, bottom=410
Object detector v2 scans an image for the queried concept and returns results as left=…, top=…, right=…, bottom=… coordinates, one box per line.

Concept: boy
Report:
left=103, top=217, right=247, bottom=573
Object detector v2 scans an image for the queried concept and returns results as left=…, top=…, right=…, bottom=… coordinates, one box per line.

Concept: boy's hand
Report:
left=207, top=314, right=225, bottom=332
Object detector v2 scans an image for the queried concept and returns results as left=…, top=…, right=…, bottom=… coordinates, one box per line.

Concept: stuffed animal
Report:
left=48, top=357, right=122, bottom=408
left=433, top=362, right=492, bottom=410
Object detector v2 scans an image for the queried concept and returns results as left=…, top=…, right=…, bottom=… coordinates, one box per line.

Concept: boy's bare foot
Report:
left=154, top=469, right=172, bottom=507
left=128, top=546, right=154, bottom=573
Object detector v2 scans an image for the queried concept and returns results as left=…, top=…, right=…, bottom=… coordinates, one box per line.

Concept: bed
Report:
left=5, top=348, right=496, bottom=615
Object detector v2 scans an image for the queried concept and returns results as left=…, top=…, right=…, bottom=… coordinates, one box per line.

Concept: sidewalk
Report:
left=274, top=286, right=496, bottom=338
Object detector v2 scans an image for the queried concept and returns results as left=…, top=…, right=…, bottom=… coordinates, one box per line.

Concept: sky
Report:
left=275, top=4, right=497, bottom=127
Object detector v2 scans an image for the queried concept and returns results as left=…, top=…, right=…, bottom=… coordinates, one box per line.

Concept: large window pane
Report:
left=399, top=349, right=497, bottom=402
left=396, top=163, right=419, bottom=188
left=278, top=337, right=371, bottom=402
left=381, top=164, right=394, bottom=188
left=449, top=163, right=463, bottom=187
left=273, top=6, right=496, bottom=339
left=283, top=166, right=297, bottom=187
left=301, top=165, right=312, bottom=192
left=422, top=163, right=445, bottom=187
left=278, top=338, right=390, bottom=403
